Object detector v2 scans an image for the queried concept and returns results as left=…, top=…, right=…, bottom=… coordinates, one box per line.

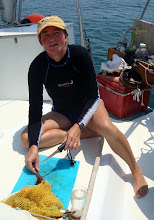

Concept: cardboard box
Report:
left=97, top=73, right=151, bottom=119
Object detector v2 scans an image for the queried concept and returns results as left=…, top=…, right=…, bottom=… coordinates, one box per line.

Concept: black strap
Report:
left=67, top=150, right=76, bottom=166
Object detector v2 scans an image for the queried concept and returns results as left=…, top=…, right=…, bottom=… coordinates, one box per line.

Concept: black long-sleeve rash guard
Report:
left=28, top=45, right=100, bottom=148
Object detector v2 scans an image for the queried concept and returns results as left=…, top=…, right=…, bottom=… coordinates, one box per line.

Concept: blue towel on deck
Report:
left=11, top=154, right=80, bottom=209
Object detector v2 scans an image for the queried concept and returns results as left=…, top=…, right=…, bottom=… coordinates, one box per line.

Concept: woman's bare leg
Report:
left=87, top=99, right=148, bottom=198
left=20, top=111, right=98, bottom=149
left=20, top=111, right=71, bottom=148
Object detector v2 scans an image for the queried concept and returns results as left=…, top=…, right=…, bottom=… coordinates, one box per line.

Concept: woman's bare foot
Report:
left=132, top=164, right=148, bottom=198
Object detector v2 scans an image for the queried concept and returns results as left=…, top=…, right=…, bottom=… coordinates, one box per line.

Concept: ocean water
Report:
left=2, top=0, right=154, bottom=108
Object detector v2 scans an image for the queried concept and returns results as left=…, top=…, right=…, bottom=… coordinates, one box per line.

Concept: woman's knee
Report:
left=103, top=121, right=121, bottom=143
left=20, top=130, right=29, bottom=149
left=93, top=118, right=116, bottom=137
left=101, top=119, right=113, bottom=134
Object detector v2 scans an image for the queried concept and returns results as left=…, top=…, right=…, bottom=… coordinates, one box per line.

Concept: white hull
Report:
left=0, top=23, right=75, bottom=100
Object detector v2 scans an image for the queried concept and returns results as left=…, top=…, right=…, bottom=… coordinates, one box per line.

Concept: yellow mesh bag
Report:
left=1, top=180, right=63, bottom=219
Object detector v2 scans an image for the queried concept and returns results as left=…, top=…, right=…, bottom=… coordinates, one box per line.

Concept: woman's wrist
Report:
left=29, top=144, right=38, bottom=152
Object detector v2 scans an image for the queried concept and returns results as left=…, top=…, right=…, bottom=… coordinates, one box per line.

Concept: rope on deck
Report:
left=80, top=137, right=104, bottom=220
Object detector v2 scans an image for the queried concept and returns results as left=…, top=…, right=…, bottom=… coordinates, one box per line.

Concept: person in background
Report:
left=20, top=15, right=148, bottom=198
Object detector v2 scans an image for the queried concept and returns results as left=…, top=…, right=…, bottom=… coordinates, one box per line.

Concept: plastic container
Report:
left=135, top=43, right=148, bottom=61
left=97, top=73, right=151, bottom=119
left=71, top=185, right=87, bottom=217
left=116, top=33, right=127, bottom=53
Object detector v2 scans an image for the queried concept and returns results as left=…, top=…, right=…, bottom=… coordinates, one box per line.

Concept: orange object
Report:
left=23, top=14, right=45, bottom=23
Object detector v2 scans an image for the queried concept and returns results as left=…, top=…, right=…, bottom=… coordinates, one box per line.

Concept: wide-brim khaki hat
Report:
left=37, top=15, right=67, bottom=36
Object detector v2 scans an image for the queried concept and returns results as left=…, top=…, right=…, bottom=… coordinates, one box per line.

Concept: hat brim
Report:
left=37, top=22, right=67, bottom=36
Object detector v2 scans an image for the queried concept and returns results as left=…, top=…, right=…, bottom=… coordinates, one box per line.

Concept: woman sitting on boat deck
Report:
left=20, top=15, right=148, bottom=198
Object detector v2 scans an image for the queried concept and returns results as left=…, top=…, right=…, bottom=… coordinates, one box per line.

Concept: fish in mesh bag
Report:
left=1, top=180, right=63, bottom=219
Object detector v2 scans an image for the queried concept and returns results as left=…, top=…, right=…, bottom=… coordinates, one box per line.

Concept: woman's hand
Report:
left=25, top=145, right=40, bottom=173
left=64, top=123, right=81, bottom=150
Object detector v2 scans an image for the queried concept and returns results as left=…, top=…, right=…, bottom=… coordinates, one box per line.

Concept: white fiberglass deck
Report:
left=0, top=100, right=102, bottom=220
left=87, top=108, right=154, bottom=220
left=0, top=100, right=153, bottom=220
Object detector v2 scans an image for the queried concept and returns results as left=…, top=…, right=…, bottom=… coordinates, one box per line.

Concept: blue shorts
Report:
left=52, top=108, right=83, bottom=124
